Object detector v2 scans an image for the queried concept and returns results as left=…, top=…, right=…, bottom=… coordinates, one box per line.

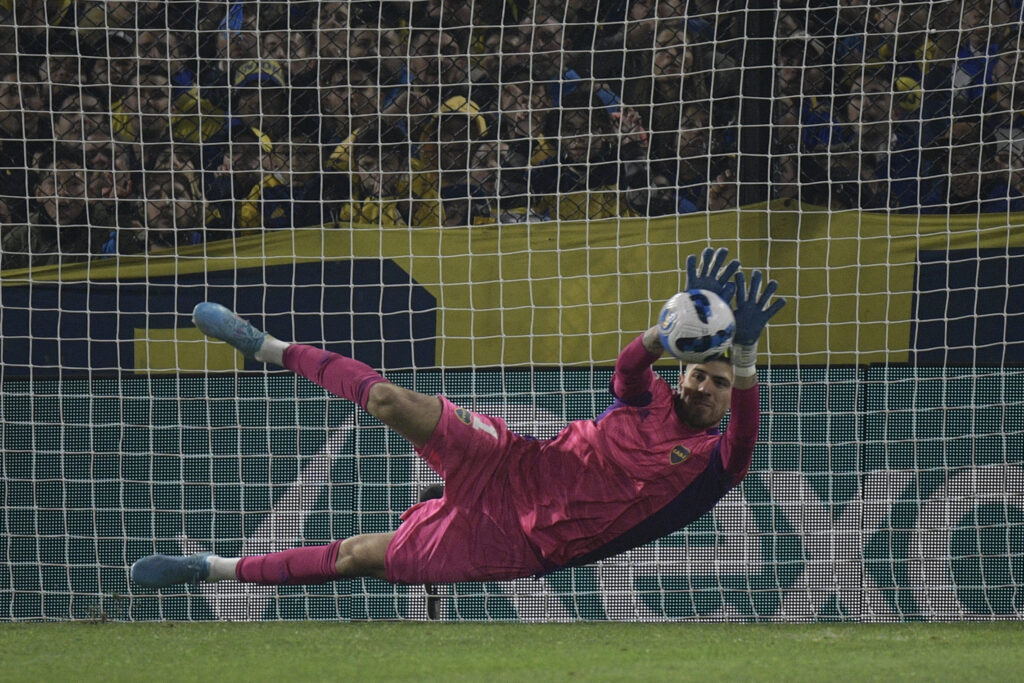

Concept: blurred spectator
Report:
left=230, top=58, right=291, bottom=144
left=0, top=65, right=49, bottom=223
left=834, top=4, right=902, bottom=69
left=136, top=28, right=192, bottom=76
left=244, top=128, right=333, bottom=231
left=706, top=154, right=739, bottom=212
left=470, top=140, right=518, bottom=221
left=772, top=34, right=834, bottom=153
left=214, top=2, right=261, bottom=73
left=495, top=72, right=555, bottom=221
left=1, top=146, right=110, bottom=270
left=981, top=129, right=1024, bottom=212
left=340, top=121, right=439, bottom=227
left=280, top=28, right=322, bottom=143
left=516, top=7, right=631, bottom=138
left=524, top=10, right=579, bottom=101
left=125, top=170, right=204, bottom=251
left=0, top=68, right=26, bottom=219
left=828, top=69, right=937, bottom=210
left=279, top=124, right=338, bottom=228
left=496, top=18, right=532, bottom=82
left=927, top=143, right=989, bottom=214
left=625, top=19, right=710, bottom=149
left=498, top=74, right=555, bottom=162
left=322, top=61, right=385, bottom=171
left=567, top=0, right=663, bottom=86
left=77, top=1, right=171, bottom=42
left=78, top=139, right=140, bottom=235
left=258, top=15, right=318, bottom=86
left=1, top=0, right=64, bottom=55
left=6, top=60, right=50, bottom=144
left=51, top=88, right=109, bottom=143
left=827, top=70, right=891, bottom=210
left=529, top=86, right=644, bottom=221
left=771, top=151, right=802, bottom=204
left=646, top=102, right=711, bottom=214
left=204, top=119, right=323, bottom=234
left=37, top=51, right=86, bottom=108
left=405, top=26, right=473, bottom=121
left=204, top=126, right=271, bottom=240
left=112, top=67, right=173, bottom=147
left=347, top=24, right=405, bottom=88
left=97, top=30, right=139, bottom=99
left=413, top=95, right=496, bottom=227
left=143, top=141, right=201, bottom=175
left=984, top=49, right=1024, bottom=135
left=946, top=0, right=1010, bottom=118
left=413, top=0, right=480, bottom=29
left=600, top=0, right=662, bottom=55
left=167, top=69, right=229, bottom=145
left=317, top=0, right=351, bottom=61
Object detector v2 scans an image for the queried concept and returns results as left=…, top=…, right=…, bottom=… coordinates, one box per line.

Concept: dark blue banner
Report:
left=0, top=259, right=436, bottom=376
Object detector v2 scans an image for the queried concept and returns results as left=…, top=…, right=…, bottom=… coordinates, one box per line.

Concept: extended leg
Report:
left=131, top=532, right=395, bottom=588
left=284, top=344, right=441, bottom=448
left=192, top=302, right=442, bottom=448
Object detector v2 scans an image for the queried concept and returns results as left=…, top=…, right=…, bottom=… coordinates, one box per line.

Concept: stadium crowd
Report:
left=1, top=0, right=1023, bottom=270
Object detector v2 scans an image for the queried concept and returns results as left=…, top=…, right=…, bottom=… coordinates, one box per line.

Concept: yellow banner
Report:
left=8, top=203, right=1024, bottom=366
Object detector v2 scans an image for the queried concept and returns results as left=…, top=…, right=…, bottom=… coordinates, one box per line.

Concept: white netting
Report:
left=1, top=1, right=1024, bottom=621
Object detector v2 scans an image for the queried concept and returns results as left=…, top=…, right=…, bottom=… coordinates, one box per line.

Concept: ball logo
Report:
left=455, top=407, right=473, bottom=425
left=659, top=307, right=677, bottom=331
left=670, top=445, right=691, bottom=465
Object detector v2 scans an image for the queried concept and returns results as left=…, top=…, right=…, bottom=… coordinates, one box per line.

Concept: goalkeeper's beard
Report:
left=674, top=395, right=721, bottom=431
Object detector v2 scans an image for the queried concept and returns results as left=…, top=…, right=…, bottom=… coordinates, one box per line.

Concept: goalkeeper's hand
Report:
left=733, top=269, right=786, bottom=346
left=686, top=247, right=740, bottom=305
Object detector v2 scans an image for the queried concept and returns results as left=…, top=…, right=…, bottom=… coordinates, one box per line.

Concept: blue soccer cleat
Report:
left=192, top=302, right=266, bottom=360
left=131, top=552, right=212, bottom=588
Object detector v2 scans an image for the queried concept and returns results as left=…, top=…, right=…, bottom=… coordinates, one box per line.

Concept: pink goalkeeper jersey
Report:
left=508, top=335, right=760, bottom=570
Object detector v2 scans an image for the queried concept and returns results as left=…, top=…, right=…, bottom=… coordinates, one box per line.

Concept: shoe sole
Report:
left=192, top=302, right=265, bottom=360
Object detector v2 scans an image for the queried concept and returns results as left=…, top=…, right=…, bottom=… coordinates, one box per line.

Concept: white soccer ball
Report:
left=657, top=289, right=736, bottom=362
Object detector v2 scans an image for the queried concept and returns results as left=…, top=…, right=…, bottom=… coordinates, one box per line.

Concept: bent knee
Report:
left=335, top=533, right=393, bottom=579
left=365, top=384, right=441, bottom=446
left=365, top=383, right=410, bottom=420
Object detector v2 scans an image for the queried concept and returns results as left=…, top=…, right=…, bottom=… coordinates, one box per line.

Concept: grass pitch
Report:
left=2, top=622, right=1022, bottom=682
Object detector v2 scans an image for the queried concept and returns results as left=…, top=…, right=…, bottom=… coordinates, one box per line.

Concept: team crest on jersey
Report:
left=455, top=407, right=473, bottom=425
left=670, top=445, right=691, bottom=465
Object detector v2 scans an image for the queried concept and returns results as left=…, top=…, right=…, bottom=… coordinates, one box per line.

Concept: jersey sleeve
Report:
left=720, top=384, right=760, bottom=484
left=610, top=334, right=662, bottom=405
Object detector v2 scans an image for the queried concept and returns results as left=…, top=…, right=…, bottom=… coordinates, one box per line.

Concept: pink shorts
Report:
left=384, top=397, right=549, bottom=583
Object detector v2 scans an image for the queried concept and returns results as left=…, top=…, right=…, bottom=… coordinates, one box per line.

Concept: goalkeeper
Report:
left=132, top=248, right=784, bottom=588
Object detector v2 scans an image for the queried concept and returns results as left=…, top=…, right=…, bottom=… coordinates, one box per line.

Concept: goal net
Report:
left=2, top=0, right=1024, bottom=622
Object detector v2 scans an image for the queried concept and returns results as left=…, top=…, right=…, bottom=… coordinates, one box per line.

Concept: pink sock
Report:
left=235, top=540, right=343, bottom=585
left=283, top=345, right=389, bottom=410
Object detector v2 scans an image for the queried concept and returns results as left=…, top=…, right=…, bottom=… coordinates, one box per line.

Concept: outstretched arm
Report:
left=612, top=330, right=663, bottom=402
left=719, top=265, right=785, bottom=480
left=730, top=268, right=787, bottom=391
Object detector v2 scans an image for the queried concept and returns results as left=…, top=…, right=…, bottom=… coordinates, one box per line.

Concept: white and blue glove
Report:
left=731, top=269, right=786, bottom=376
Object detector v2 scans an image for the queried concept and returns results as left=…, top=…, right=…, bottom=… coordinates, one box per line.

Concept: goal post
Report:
left=3, top=0, right=1024, bottom=621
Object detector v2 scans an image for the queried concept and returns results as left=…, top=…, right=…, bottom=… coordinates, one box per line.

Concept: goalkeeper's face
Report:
left=676, top=361, right=734, bottom=430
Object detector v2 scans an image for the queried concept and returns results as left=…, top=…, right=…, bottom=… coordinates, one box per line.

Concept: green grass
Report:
left=2, top=622, right=1023, bottom=682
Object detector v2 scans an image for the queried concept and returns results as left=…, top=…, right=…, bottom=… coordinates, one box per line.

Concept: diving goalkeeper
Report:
left=131, top=248, right=785, bottom=588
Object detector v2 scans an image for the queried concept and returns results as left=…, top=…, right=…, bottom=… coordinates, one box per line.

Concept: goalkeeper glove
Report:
left=731, top=269, right=786, bottom=375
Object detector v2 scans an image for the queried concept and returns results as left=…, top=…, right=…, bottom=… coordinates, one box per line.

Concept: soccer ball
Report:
left=657, top=289, right=735, bottom=362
